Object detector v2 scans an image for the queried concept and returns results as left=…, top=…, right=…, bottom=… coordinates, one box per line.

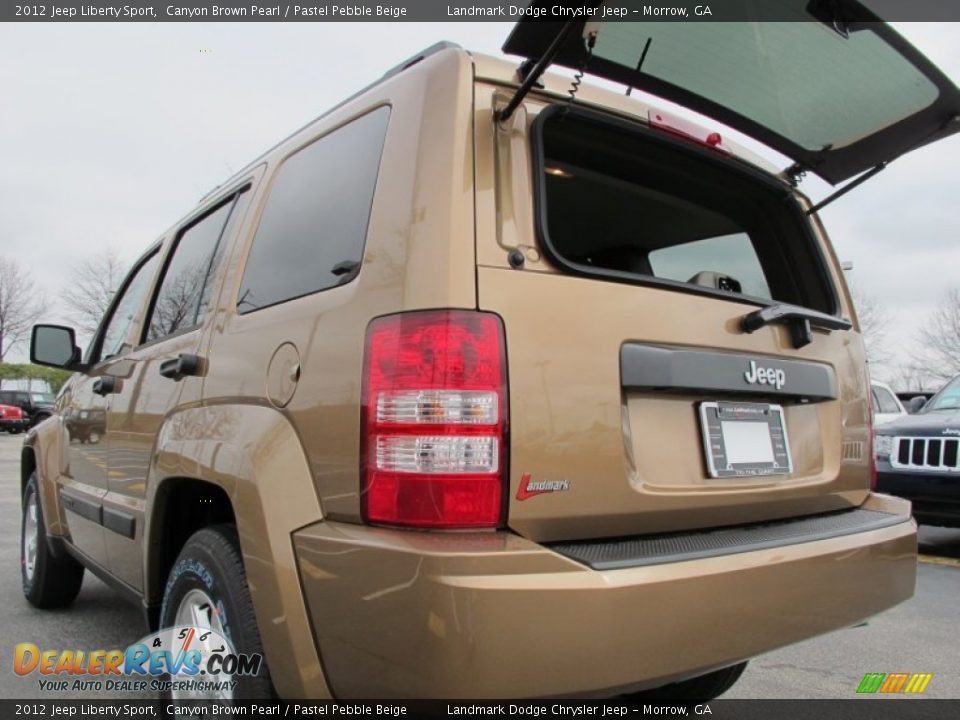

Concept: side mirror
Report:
left=907, top=396, right=927, bottom=414
left=30, top=325, right=83, bottom=371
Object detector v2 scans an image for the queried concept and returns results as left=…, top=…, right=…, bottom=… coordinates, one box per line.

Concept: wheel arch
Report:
left=144, top=402, right=329, bottom=698
left=21, top=417, right=70, bottom=538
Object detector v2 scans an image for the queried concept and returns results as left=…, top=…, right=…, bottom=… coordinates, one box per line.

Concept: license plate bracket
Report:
left=699, top=401, right=792, bottom=478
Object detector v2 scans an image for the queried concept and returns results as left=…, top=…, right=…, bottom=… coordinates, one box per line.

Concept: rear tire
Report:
left=21, top=474, right=84, bottom=609
left=159, top=525, right=273, bottom=700
left=624, top=662, right=747, bottom=701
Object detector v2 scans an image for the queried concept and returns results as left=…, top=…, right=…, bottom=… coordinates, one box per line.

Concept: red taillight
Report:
left=361, top=310, right=507, bottom=528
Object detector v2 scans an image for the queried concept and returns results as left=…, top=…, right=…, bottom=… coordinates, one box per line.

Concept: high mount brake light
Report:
left=649, top=109, right=732, bottom=155
left=361, top=310, right=507, bottom=528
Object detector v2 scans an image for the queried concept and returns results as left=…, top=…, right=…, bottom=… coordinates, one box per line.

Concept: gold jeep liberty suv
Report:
left=22, top=2, right=960, bottom=701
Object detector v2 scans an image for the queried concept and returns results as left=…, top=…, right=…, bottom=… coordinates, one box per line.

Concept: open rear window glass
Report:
left=533, top=106, right=836, bottom=314
left=589, top=20, right=938, bottom=153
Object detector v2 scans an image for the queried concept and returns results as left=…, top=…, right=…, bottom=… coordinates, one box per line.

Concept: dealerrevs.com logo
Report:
left=13, top=625, right=262, bottom=694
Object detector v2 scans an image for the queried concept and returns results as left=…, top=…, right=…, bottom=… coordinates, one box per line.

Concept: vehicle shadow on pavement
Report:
left=918, top=525, right=960, bottom=561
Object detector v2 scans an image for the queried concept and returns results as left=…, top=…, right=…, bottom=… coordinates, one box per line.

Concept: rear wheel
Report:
left=21, top=474, right=84, bottom=608
left=624, top=662, right=747, bottom=701
left=159, top=525, right=273, bottom=700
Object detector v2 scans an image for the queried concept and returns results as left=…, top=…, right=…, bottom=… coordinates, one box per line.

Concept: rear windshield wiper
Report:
left=741, top=303, right=852, bottom=349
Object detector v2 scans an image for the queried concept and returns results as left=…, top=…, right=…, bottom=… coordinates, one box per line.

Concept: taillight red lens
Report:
left=361, top=310, right=507, bottom=528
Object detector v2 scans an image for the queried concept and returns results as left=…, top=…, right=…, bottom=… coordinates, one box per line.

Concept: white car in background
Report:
left=872, top=381, right=907, bottom=425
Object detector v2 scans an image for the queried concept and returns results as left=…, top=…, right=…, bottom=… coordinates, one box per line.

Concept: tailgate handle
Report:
left=159, top=354, right=202, bottom=382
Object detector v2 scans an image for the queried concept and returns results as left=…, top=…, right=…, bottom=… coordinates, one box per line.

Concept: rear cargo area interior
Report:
left=536, top=108, right=836, bottom=314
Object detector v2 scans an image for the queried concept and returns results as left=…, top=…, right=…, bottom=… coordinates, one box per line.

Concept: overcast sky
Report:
left=1, top=21, right=957, bottom=384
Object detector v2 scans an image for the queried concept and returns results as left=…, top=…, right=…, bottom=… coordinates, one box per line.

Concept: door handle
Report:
left=159, top=353, right=202, bottom=381
left=92, top=376, right=119, bottom=396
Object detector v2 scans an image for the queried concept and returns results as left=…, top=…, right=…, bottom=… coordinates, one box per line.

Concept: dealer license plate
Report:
left=699, top=402, right=792, bottom=478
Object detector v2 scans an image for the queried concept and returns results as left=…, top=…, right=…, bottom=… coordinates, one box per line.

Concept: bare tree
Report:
left=913, top=287, right=960, bottom=384
left=850, top=286, right=892, bottom=372
left=60, top=249, right=128, bottom=334
left=0, top=257, right=47, bottom=360
left=887, top=364, right=930, bottom=393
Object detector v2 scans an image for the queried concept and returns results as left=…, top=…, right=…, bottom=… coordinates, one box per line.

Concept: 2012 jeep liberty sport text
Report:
left=22, top=4, right=960, bottom=700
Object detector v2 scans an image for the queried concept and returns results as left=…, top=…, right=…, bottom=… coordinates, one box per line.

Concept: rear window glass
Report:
left=534, top=107, right=835, bottom=313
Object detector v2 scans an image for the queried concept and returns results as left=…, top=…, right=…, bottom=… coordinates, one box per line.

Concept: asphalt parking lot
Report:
left=1, top=432, right=958, bottom=700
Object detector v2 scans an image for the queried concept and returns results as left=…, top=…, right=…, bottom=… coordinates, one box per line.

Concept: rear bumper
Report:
left=293, top=493, right=916, bottom=698
left=877, top=469, right=960, bottom=527
left=0, top=419, right=29, bottom=432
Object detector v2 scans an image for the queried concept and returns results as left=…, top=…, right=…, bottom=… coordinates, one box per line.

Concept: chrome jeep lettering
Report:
left=744, top=360, right=786, bottom=390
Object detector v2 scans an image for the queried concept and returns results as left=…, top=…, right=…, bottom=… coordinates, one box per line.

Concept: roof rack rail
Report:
left=380, top=41, right=463, bottom=81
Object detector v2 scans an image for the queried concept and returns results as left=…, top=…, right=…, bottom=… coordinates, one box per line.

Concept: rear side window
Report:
left=533, top=106, right=836, bottom=314
left=237, top=106, right=390, bottom=314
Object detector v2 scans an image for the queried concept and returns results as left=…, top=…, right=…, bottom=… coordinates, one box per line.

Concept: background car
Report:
left=0, top=389, right=55, bottom=428
left=875, top=374, right=960, bottom=528
left=872, top=381, right=907, bottom=425
left=0, top=404, right=29, bottom=434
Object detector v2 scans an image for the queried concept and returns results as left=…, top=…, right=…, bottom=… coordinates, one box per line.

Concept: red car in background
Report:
left=0, top=403, right=29, bottom=434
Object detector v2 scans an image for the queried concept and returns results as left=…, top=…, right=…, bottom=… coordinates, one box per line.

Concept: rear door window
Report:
left=145, top=192, right=244, bottom=343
